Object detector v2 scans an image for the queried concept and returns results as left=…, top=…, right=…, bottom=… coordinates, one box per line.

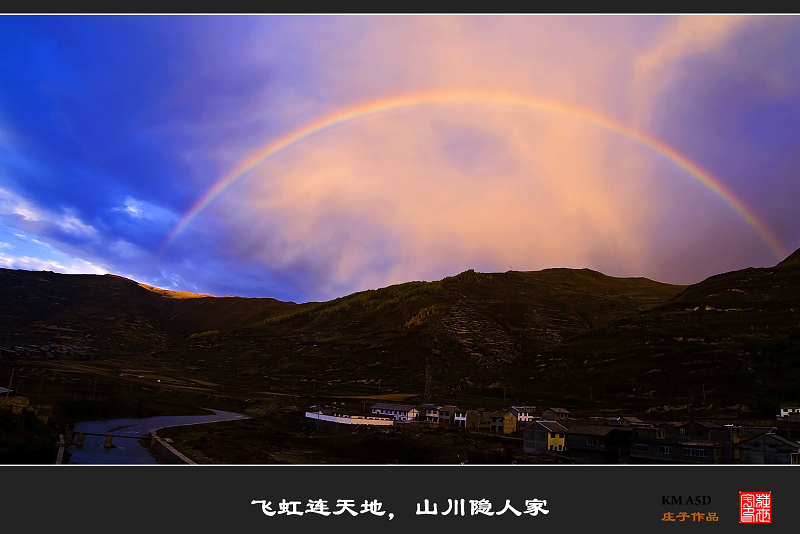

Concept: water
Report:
left=64, top=409, right=248, bottom=464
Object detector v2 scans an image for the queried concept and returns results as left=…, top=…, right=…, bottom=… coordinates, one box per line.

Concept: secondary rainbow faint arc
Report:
left=162, top=91, right=786, bottom=259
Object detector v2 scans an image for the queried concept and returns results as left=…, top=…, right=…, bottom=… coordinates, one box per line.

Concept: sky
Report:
left=0, top=14, right=799, bottom=303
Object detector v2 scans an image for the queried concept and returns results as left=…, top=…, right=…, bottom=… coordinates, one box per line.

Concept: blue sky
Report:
left=1, top=15, right=799, bottom=303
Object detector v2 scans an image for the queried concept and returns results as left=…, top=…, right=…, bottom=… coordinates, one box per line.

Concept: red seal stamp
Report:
left=740, top=492, right=771, bottom=523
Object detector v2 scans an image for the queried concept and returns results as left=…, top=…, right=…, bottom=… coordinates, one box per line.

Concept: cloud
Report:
left=112, top=196, right=176, bottom=223
left=1, top=16, right=797, bottom=302
left=108, top=238, right=145, bottom=260
left=0, top=187, right=41, bottom=221
left=118, top=197, right=144, bottom=218
left=0, top=228, right=108, bottom=275
left=58, top=208, right=98, bottom=238
left=632, top=16, right=800, bottom=127
left=197, top=99, right=668, bottom=300
left=0, top=252, right=107, bottom=274
left=173, top=16, right=787, bottom=300
left=633, top=15, right=753, bottom=112
left=629, top=15, right=800, bottom=255
left=0, top=187, right=97, bottom=241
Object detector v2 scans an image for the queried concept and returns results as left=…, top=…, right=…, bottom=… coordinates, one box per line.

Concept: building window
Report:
left=549, top=432, right=556, bottom=438
left=634, top=443, right=648, bottom=453
left=683, top=447, right=708, bottom=458
left=586, top=437, right=598, bottom=446
left=656, top=430, right=665, bottom=439
left=679, top=428, right=686, bottom=435
left=557, top=445, right=563, bottom=451
left=658, top=445, right=671, bottom=455
left=559, top=433, right=564, bottom=438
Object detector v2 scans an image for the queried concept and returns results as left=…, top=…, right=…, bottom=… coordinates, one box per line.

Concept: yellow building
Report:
left=523, top=420, right=569, bottom=454
left=490, top=411, right=518, bottom=434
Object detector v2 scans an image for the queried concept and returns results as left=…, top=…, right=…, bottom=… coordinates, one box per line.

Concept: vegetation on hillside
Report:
left=2, top=250, right=798, bottom=417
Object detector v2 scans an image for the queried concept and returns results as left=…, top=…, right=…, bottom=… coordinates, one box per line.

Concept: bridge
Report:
left=56, top=429, right=193, bottom=464
left=64, top=431, right=145, bottom=448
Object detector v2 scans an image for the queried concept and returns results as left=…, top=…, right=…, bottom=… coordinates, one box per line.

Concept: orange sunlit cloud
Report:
left=214, top=102, right=663, bottom=298
left=171, top=16, right=785, bottom=299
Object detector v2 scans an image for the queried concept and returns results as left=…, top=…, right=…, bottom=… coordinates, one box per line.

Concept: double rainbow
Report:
left=161, top=91, right=785, bottom=260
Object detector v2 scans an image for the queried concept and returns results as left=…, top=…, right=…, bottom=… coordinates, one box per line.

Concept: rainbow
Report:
left=161, top=91, right=786, bottom=259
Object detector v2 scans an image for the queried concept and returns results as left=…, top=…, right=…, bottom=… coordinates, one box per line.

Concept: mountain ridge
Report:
left=2, top=249, right=798, bottom=411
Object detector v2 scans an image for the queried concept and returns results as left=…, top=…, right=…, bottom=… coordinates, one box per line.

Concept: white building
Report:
left=371, top=403, right=419, bottom=421
left=305, top=411, right=393, bottom=426
left=510, top=405, right=537, bottom=423
left=779, top=403, right=800, bottom=418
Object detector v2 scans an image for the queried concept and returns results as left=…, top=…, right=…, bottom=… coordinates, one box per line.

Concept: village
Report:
left=305, top=401, right=800, bottom=464
left=4, top=359, right=800, bottom=465
left=4, top=374, right=800, bottom=465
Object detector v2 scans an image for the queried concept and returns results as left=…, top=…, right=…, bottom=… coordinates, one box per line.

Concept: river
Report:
left=64, top=409, right=248, bottom=464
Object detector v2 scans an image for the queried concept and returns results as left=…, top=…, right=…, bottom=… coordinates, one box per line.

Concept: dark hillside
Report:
left=510, top=250, right=800, bottom=411
left=0, top=268, right=303, bottom=361
left=163, top=268, right=686, bottom=395
left=0, top=266, right=685, bottom=398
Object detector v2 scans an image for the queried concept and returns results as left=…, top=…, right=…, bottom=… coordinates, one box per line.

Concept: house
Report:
left=370, top=403, right=419, bottom=421
left=437, top=405, right=458, bottom=426
left=629, top=424, right=724, bottom=464
left=453, top=409, right=469, bottom=428
left=509, top=406, right=537, bottom=423
left=564, top=424, right=632, bottom=464
left=779, top=403, right=800, bottom=419
left=452, top=409, right=487, bottom=430
left=738, top=432, right=800, bottom=464
left=677, top=420, right=741, bottom=463
left=621, top=416, right=647, bottom=427
left=542, top=408, right=570, bottom=421
left=631, top=438, right=723, bottom=464
left=523, top=420, right=568, bottom=454
left=418, top=404, right=439, bottom=423
left=475, top=409, right=493, bottom=431
left=489, top=410, right=517, bottom=434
